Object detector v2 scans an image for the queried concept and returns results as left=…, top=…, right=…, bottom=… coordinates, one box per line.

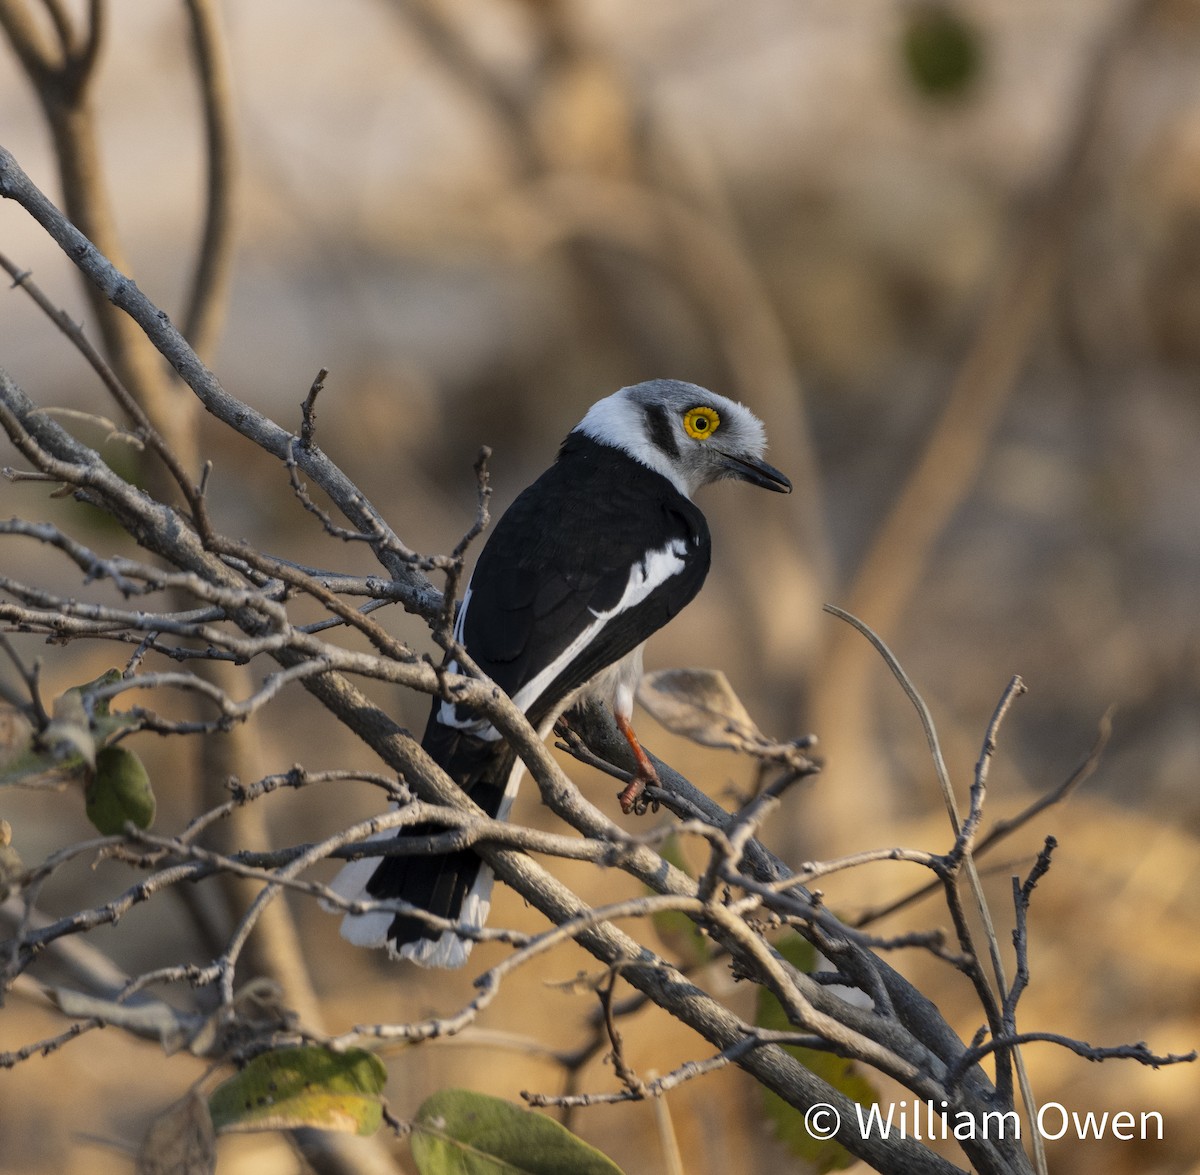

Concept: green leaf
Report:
left=902, top=3, right=983, bottom=100
left=209, top=1046, right=387, bottom=1136
left=1, top=669, right=134, bottom=788
left=74, top=668, right=124, bottom=715
left=0, top=738, right=86, bottom=788
left=412, top=1089, right=625, bottom=1174
left=40, top=686, right=97, bottom=773
left=756, top=936, right=877, bottom=1173
left=85, top=745, right=156, bottom=834
left=79, top=668, right=139, bottom=745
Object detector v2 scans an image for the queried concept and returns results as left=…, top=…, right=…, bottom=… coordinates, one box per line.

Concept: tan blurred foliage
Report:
left=2, top=1, right=1199, bottom=1173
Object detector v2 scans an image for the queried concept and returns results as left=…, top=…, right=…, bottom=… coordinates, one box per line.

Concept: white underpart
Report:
left=411, top=643, right=654, bottom=965
left=579, top=643, right=644, bottom=722
left=409, top=549, right=680, bottom=966
left=397, top=641, right=651, bottom=966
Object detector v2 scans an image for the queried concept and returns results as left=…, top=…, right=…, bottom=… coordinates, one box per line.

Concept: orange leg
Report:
left=615, top=712, right=659, bottom=815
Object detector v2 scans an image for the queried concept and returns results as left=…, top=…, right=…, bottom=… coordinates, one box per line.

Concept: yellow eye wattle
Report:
left=683, top=405, right=720, bottom=440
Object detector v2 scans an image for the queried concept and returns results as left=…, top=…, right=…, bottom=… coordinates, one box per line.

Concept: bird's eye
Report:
left=683, top=406, right=720, bottom=440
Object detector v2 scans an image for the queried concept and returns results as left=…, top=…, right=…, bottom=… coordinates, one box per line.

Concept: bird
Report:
left=329, top=379, right=791, bottom=967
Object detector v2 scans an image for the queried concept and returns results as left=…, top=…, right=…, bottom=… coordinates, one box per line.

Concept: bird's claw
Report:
left=617, top=766, right=659, bottom=816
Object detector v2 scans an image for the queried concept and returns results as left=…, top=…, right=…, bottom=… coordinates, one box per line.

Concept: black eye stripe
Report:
left=643, top=403, right=680, bottom=460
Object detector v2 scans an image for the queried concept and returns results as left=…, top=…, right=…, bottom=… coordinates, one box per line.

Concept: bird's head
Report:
left=574, top=379, right=792, bottom=499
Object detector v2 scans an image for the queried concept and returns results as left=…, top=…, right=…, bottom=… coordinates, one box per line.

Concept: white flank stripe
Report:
left=438, top=584, right=489, bottom=731
left=509, top=538, right=688, bottom=715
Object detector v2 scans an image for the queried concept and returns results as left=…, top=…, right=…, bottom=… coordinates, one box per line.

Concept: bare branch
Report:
left=298, top=368, right=326, bottom=452
left=850, top=708, right=1114, bottom=929
left=1002, top=837, right=1058, bottom=1035
left=0, top=145, right=440, bottom=613
left=948, top=1033, right=1197, bottom=1091
left=0, top=251, right=204, bottom=509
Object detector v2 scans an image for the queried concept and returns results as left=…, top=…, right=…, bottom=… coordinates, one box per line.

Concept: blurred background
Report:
left=1, top=1, right=1198, bottom=1173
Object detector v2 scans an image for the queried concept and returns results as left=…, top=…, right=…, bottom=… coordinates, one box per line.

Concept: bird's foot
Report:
left=614, top=711, right=661, bottom=815
left=617, top=764, right=659, bottom=815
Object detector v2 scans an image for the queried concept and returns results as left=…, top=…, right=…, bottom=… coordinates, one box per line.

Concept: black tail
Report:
left=332, top=715, right=517, bottom=967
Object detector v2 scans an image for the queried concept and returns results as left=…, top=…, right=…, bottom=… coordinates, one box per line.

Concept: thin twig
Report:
left=850, top=709, right=1113, bottom=928
left=299, top=367, right=326, bottom=451
left=0, top=251, right=203, bottom=511
left=1002, top=837, right=1058, bottom=1032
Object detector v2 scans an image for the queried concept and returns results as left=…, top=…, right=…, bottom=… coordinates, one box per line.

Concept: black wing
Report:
left=453, top=432, right=711, bottom=732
